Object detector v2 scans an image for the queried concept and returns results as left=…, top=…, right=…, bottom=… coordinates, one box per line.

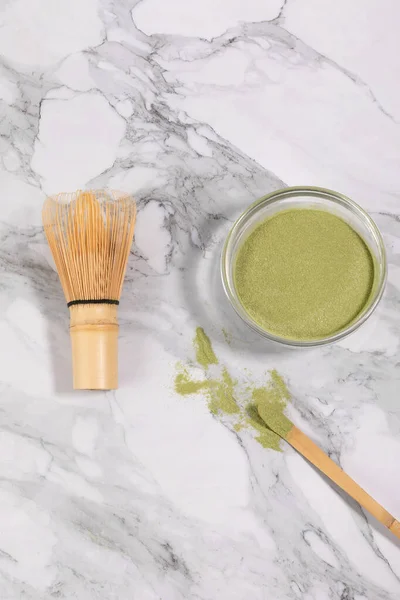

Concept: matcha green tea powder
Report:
left=235, top=209, right=375, bottom=340
left=174, top=326, right=292, bottom=452
left=194, top=327, right=218, bottom=368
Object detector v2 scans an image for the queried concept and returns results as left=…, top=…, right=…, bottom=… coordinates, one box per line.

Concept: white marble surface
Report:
left=1, top=0, right=400, bottom=598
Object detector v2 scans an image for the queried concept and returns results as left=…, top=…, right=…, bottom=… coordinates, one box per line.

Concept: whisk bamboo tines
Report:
left=42, top=190, right=136, bottom=390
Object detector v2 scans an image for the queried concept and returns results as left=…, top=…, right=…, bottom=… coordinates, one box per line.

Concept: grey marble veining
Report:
left=0, top=0, right=400, bottom=598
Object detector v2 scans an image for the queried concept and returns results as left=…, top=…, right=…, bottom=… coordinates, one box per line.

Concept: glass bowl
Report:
left=221, top=186, right=387, bottom=347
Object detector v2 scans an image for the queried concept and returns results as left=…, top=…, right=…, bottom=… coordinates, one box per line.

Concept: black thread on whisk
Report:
left=67, top=299, right=120, bottom=307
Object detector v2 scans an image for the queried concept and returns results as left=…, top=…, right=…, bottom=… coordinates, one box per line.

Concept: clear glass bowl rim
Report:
left=221, top=185, right=387, bottom=347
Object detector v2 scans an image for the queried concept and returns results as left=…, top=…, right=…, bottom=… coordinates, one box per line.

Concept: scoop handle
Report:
left=287, top=426, right=400, bottom=539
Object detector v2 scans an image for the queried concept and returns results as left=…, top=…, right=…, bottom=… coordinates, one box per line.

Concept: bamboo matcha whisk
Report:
left=42, top=190, right=136, bottom=390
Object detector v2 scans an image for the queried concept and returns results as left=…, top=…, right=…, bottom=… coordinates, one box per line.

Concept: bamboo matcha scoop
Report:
left=257, top=401, right=400, bottom=540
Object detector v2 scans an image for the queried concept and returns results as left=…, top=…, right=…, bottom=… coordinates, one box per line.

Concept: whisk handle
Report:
left=69, top=304, right=118, bottom=390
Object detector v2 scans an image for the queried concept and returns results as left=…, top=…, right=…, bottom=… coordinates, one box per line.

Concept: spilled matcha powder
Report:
left=174, top=328, right=291, bottom=451
left=253, top=370, right=292, bottom=439
left=208, top=368, right=239, bottom=415
left=175, top=369, right=209, bottom=396
left=235, top=209, right=375, bottom=340
left=174, top=366, right=239, bottom=416
left=194, top=327, right=218, bottom=368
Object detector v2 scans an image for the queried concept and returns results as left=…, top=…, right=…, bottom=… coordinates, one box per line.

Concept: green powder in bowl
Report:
left=221, top=187, right=387, bottom=346
left=235, top=209, right=374, bottom=340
